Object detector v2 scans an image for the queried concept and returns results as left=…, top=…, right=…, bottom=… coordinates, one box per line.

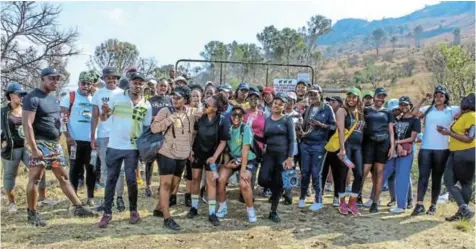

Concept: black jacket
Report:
left=1, top=104, right=20, bottom=160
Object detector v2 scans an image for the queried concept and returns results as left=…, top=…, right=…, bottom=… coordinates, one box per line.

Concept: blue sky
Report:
left=57, top=0, right=441, bottom=90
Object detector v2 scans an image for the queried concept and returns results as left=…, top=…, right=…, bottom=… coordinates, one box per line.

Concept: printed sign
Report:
left=273, top=79, right=297, bottom=93
left=297, top=72, right=310, bottom=82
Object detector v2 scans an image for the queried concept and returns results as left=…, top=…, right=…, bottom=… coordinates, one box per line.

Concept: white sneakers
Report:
left=247, top=208, right=257, bottom=223
left=333, top=197, right=340, bottom=207
left=390, top=207, right=406, bottom=214
left=216, top=207, right=228, bottom=218
left=309, top=203, right=324, bottom=212
left=8, top=203, right=17, bottom=213
left=298, top=199, right=306, bottom=208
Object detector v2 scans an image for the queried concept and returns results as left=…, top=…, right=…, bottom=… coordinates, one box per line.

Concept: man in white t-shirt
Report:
left=97, top=72, right=152, bottom=228
left=60, top=71, right=96, bottom=206
left=91, top=67, right=126, bottom=211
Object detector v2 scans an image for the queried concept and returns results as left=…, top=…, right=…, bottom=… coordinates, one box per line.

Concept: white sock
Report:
left=219, top=201, right=227, bottom=210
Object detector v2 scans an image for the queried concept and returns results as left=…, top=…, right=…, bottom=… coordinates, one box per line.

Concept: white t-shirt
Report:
left=60, top=91, right=93, bottom=142
left=107, top=92, right=152, bottom=150
left=91, top=87, right=124, bottom=138
left=419, top=105, right=460, bottom=150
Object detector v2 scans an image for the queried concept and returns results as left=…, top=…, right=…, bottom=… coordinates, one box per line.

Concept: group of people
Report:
left=1, top=65, right=474, bottom=231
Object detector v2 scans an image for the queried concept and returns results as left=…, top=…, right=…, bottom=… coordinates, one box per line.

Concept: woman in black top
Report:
left=362, top=87, right=395, bottom=213
left=186, top=93, right=227, bottom=226
left=258, top=93, right=296, bottom=223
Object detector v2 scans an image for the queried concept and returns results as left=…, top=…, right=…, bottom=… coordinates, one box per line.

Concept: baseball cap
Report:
left=246, top=90, right=260, bottom=99
left=119, top=78, right=129, bottom=90
left=6, top=82, right=27, bottom=95
left=79, top=71, right=94, bottom=83
left=399, top=96, right=412, bottom=105
left=308, top=84, right=322, bottom=93
left=172, top=85, right=190, bottom=98
left=205, top=81, right=216, bottom=88
left=387, top=98, right=399, bottom=111
left=274, top=92, right=289, bottom=103
left=237, top=82, right=249, bottom=90
left=130, top=72, right=145, bottom=81
left=286, top=92, right=297, bottom=102
left=102, top=67, right=121, bottom=79
left=148, top=79, right=158, bottom=85
left=434, top=85, right=447, bottom=95
left=363, top=90, right=374, bottom=98
left=325, top=96, right=343, bottom=105
left=375, top=87, right=387, bottom=96
left=174, top=76, right=188, bottom=85
left=346, top=87, right=361, bottom=97
left=262, top=87, right=276, bottom=95
left=40, top=67, right=62, bottom=78
left=218, top=84, right=232, bottom=93
left=256, top=85, right=264, bottom=93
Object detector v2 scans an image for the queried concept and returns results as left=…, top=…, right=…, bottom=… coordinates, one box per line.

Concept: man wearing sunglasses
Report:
left=60, top=71, right=96, bottom=207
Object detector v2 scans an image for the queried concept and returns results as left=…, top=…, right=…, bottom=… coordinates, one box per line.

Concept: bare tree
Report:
left=87, top=38, right=139, bottom=74
left=1, top=1, right=79, bottom=93
left=136, top=57, right=158, bottom=79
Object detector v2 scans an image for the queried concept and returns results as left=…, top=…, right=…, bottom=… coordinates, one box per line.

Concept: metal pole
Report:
left=219, top=63, right=223, bottom=84
left=265, top=65, right=269, bottom=87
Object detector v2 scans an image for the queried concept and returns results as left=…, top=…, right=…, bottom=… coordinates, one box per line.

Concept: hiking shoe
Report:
left=185, top=193, right=192, bottom=207
left=411, top=204, right=426, bottom=216
left=8, top=203, right=18, bottom=213
left=98, top=214, right=112, bottom=228
left=298, top=199, right=305, bottom=208
left=445, top=210, right=463, bottom=222
left=348, top=200, right=361, bottom=216
left=129, top=211, right=141, bottom=224
left=28, top=210, right=46, bottom=227
left=187, top=207, right=198, bottom=219
left=426, top=204, right=437, bottom=215
left=338, top=202, right=349, bottom=215
left=216, top=206, right=228, bottom=218
left=116, top=197, right=126, bottom=212
left=153, top=209, right=163, bottom=217
left=369, top=203, right=379, bottom=213
left=164, top=218, right=181, bottom=231
left=333, top=197, right=339, bottom=207
left=309, top=203, right=324, bottom=212
left=169, top=194, right=177, bottom=207
left=387, top=200, right=396, bottom=207
left=390, top=207, right=405, bottom=214
left=74, top=206, right=97, bottom=217
left=247, top=209, right=257, bottom=223
left=283, top=190, right=293, bottom=205
left=268, top=212, right=281, bottom=223
left=209, top=214, right=220, bottom=226
left=460, top=207, right=475, bottom=220
left=145, top=187, right=152, bottom=198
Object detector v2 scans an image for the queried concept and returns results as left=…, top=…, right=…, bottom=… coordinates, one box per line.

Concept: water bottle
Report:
left=210, top=163, right=219, bottom=179
left=60, top=113, right=67, bottom=132
left=342, top=155, right=355, bottom=168
left=90, top=149, right=97, bottom=168
left=70, top=145, right=77, bottom=160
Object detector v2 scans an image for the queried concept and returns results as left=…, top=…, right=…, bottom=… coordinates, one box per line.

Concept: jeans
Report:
left=382, top=155, right=414, bottom=209
left=97, top=137, right=125, bottom=197
left=69, top=141, right=95, bottom=198
left=2, top=147, right=46, bottom=191
left=299, top=142, right=327, bottom=203
left=417, top=149, right=450, bottom=204
left=103, top=148, right=139, bottom=215
left=444, top=148, right=475, bottom=207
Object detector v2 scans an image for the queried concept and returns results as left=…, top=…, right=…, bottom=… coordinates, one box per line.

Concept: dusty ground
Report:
left=1, top=167, right=474, bottom=249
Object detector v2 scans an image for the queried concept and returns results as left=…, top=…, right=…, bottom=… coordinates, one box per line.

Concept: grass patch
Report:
left=455, top=220, right=474, bottom=232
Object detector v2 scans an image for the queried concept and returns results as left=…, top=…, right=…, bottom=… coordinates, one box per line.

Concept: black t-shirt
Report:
left=9, top=114, right=24, bottom=148
left=149, top=95, right=171, bottom=117
left=394, top=116, right=421, bottom=140
left=193, top=114, right=224, bottom=157
left=22, top=88, right=61, bottom=141
left=363, top=107, right=394, bottom=136
left=264, top=116, right=296, bottom=157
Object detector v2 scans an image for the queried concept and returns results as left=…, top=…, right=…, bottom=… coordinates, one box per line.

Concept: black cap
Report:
left=375, top=87, right=387, bottom=96
left=172, top=85, right=191, bottom=99
left=308, top=84, right=322, bottom=93
left=325, top=96, right=343, bottom=105
left=6, top=82, right=27, bottom=95
left=40, top=67, right=62, bottom=78
left=274, top=92, right=289, bottom=103
left=130, top=72, right=145, bottom=81
left=399, top=96, right=412, bottom=105
left=119, top=78, right=129, bottom=90
left=102, top=67, right=121, bottom=79
left=246, top=90, right=260, bottom=99
left=434, top=85, right=447, bottom=95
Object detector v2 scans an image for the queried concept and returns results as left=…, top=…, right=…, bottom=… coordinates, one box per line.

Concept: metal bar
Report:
left=265, top=65, right=269, bottom=87
left=219, top=63, right=223, bottom=84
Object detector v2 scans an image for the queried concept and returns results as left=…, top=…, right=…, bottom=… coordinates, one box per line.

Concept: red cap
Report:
left=262, top=87, right=276, bottom=95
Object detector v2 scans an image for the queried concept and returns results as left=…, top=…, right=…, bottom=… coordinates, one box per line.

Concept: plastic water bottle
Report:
left=210, top=163, right=219, bottom=179
left=60, top=113, right=67, bottom=133
left=90, top=150, right=97, bottom=168
left=70, top=145, right=77, bottom=160
left=342, top=156, right=355, bottom=168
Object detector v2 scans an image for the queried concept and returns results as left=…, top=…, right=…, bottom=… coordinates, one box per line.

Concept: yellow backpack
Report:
left=325, top=111, right=359, bottom=152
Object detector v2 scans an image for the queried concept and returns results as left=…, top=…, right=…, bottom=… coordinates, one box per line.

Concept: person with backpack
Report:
left=207, top=105, right=259, bottom=224
left=410, top=86, right=460, bottom=216
left=298, top=85, right=336, bottom=212
left=60, top=71, right=96, bottom=206
left=186, top=92, right=228, bottom=226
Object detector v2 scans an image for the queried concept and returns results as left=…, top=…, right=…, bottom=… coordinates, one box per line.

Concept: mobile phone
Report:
left=436, top=125, right=444, bottom=131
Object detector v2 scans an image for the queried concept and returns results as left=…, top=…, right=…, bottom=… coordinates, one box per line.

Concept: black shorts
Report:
left=191, top=156, right=213, bottom=171
left=157, top=153, right=187, bottom=177
left=362, top=138, right=390, bottom=165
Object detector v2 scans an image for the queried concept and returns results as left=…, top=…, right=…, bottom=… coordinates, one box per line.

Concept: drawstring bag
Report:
left=137, top=107, right=174, bottom=163
left=325, top=112, right=359, bottom=152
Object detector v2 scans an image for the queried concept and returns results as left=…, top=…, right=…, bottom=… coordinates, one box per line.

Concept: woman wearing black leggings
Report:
left=411, top=86, right=460, bottom=216
left=441, top=93, right=475, bottom=221
left=258, top=93, right=296, bottom=223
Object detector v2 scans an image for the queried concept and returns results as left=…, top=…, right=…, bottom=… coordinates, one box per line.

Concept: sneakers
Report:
left=116, top=197, right=126, bottom=212
left=309, top=203, right=324, bottom=212
left=247, top=208, right=257, bottom=223
left=325, top=183, right=333, bottom=192
left=98, top=214, right=112, bottom=228
left=460, top=206, right=475, bottom=220
left=37, top=198, right=58, bottom=207
left=338, top=202, right=349, bottom=215
left=86, top=199, right=96, bottom=207
left=216, top=206, right=228, bottom=218
left=363, top=199, right=373, bottom=208
left=387, top=200, right=396, bottom=207
left=411, top=204, right=426, bottom=216
left=209, top=214, right=220, bottom=226
left=185, top=193, right=192, bottom=207
left=268, top=212, right=281, bottom=223
left=369, top=203, right=379, bottom=213
left=445, top=211, right=462, bottom=222
left=437, top=192, right=449, bottom=204
left=298, top=199, right=305, bottom=208
left=74, top=206, right=98, bottom=217
left=145, top=187, right=152, bottom=198
left=8, top=203, right=18, bottom=213
left=347, top=198, right=361, bottom=216
left=332, top=197, right=339, bottom=207
left=164, top=218, right=181, bottom=231
left=390, top=207, right=405, bottom=214
left=426, top=204, right=436, bottom=215
left=28, top=209, right=46, bottom=227
left=262, top=188, right=272, bottom=197
left=129, top=211, right=141, bottom=224
left=169, top=194, right=177, bottom=207
left=186, top=207, right=198, bottom=219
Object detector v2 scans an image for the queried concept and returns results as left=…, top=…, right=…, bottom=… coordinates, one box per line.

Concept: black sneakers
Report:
left=74, top=206, right=98, bottom=217
left=426, top=204, right=437, bottom=215
left=411, top=204, right=426, bottom=216
left=116, top=197, right=126, bottom=212
left=209, top=214, right=220, bottom=226
left=268, top=212, right=281, bottom=223
left=369, top=203, right=379, bottom=213
left=169, top=194, right=177, bottom=207
left=186, top=207, right=198, bottom=219
left=28, top=209, right=46, bottom=227
left=164, top=218, right=181, bottom=231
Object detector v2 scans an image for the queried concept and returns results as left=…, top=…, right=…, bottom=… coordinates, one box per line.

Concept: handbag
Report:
left=325, top=112, right=359, bottom=152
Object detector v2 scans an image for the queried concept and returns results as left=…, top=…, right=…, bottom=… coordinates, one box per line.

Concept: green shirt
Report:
left=227, top=124, right=256, bottom=161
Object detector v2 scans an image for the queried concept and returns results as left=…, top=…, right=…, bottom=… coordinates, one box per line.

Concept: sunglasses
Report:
left=47, top=76, right=60, bottom=81
left=81, top=82, right=92, bottom=86
left=231, top=112, right=243, bottom=118
left=308, top=92, right=318, bottom=97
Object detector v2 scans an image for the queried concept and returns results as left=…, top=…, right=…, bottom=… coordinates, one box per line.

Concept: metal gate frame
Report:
left=175, top=59, right=315, bottom=86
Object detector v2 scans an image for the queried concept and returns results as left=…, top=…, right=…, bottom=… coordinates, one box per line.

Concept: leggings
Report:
left=258, top=152, right=286, bottom=213
left=417, top=149, right=450, bottom=205
left=69, top=141, right=95, bottom=198
left=444, top=148, right=475, bottom=207
left=321, top=151, right=343, bottom=197
left=145, top=160, right=155, bottom=186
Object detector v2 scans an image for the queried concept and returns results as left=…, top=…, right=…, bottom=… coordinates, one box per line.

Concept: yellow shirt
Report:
left=449, top=111, right=476, bottom=151
left=230, top=100, right=250, bottom=110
